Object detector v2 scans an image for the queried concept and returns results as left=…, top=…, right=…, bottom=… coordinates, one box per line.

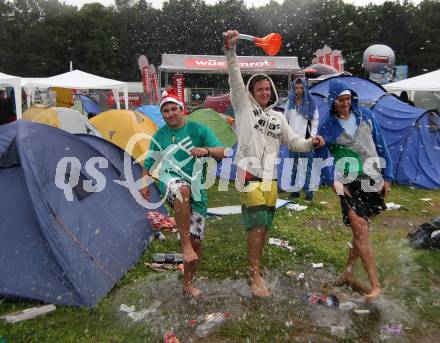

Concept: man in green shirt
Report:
left=141, top=92, right=225, bottom=298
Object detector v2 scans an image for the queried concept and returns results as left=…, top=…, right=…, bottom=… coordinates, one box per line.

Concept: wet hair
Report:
left=248, top=75, right=277, bottom=107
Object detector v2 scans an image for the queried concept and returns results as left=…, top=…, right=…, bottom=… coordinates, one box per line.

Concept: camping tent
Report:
left=187, top=109, right=237, bottom=148
left=136, top=105, right=166, bottom=128
left=23, top=106, right=100, bottom=135
left=310, top=75, right=387, bottom=108
left=72, top=94, right=102, bottom=117
left=383, top=69, right=440, bottom=92
left=25, top=70, right=129, bottom=110
left=0, top=121, right=165, bottom=307
left=0, top=72, right=22, bottom=119
left=90, top=110, right=157, bottom=161
left=371, top=94, right=440, bottom=189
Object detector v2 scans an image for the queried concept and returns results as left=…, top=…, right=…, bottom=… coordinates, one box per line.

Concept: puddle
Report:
left=111, top=258, right=424, bottom=342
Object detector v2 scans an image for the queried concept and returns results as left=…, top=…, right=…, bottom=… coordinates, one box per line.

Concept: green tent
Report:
left=187, top=109, right=237, bottom=148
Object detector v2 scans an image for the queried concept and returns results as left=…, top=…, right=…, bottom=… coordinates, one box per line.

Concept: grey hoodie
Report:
left=225, top=48, right=314, bottom=179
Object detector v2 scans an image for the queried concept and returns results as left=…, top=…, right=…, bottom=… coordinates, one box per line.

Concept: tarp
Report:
left=23, top=106, right=100, bottom=136
left=0, top=72, right=22, bottom=119
left=0, top=121, right=166, bottom=307
left=25, top=70, right=129, bottom=110
left=159, top=54, right=300, bottom=75
left=136, top=105, right=166, bottom=128
left=90, top=110, right=157, bottom=161
left=372, top=94, right=440, bottom=189
left=208, top=199, right=294, bottom=216
left=187, top=108, right=237, bottom=148
left=384, top=69, right=440, bottom=92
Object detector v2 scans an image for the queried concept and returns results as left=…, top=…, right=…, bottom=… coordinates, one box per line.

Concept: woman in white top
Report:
left=284, top=78, right=319, bottom=200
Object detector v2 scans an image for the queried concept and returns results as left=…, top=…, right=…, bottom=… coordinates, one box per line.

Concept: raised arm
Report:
left=224, top=30, right=247, bottom=112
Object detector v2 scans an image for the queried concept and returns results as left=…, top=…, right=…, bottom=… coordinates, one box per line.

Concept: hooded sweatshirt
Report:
left=285, top=77, right=319, bottom=138
left=318, top=79, right=393, bottom=183
left=225, top=48, right=313, bottom=179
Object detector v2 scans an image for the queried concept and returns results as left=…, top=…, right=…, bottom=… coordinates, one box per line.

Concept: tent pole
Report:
left=158, top=69, right=162, bottom=96
left=14, top=85, right=22, bottom=119
left=113, top=89, right=120, bottom=110
left=124, top=86, right=129, bottom=109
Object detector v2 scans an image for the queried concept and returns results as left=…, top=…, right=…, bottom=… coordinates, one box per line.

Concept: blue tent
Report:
left=74, top=94, right=102, bottom=117
left=372, top=95, right=440, bottom=189
left=310, top=75, right=386, bottom=107
left=136, top=105, right=166, bottom=128
left=0, top=121, right=165, bottom=307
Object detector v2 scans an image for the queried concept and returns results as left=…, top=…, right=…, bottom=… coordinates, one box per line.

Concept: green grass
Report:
left=1, top=182, right=440, bottom=342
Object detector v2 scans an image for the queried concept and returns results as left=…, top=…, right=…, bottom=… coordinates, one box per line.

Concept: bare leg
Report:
left=334, top=237, right=370, bottom=294
left=247, top=227, right=271, bottom=297
left=183, top=235, right=202, bottom=298
left=347, top=209, right=380, bottom=300
left=174, top=186, right=199, bottom=298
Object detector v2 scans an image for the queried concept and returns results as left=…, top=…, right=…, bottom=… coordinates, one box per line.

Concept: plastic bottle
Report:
left=152, top=253, right=183, bottom=264
left=195, top=312, right=230, bottom=338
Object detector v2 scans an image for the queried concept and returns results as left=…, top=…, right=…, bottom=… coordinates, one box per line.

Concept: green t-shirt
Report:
left=144, top=120, right=223, bottom=216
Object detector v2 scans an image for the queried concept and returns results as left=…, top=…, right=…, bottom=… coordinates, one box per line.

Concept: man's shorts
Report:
left=239, top=179, right=278, bottom=230
left=166, top=178, right=206, bottom=240
left=339, top=180, right=387, bottom=226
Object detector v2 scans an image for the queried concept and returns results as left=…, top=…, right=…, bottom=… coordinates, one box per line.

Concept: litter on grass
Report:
left=127, top=300, right=161, bottom=322
left=386, top=202, right=402, bottom=210
left=119, top=304, right=136, bottom=313
left=268, top=237, right=295, bottom=251
left=285, top=203, right=308, bottom=211
left=0, top=305, right=56, bottom=323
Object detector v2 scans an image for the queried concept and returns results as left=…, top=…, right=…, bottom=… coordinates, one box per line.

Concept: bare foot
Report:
left=250, top=275, right=271, bottom=297
left=364, top=287, right=380, bottom=301
left=183, top=284, right=201, bottom=299
left=182, top=247, right=198, bottom=264
left=334, top=272, right=371, bottom=295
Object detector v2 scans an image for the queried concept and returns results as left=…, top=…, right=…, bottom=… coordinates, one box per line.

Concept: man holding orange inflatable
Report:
left=224, top=30, right=325, bottom=297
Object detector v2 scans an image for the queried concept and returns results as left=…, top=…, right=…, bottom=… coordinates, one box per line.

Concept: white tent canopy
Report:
left=384, top=69, right=440, bottom=92
left=25, top=70, right=129, bottom=110
left=0, top=72, right=22, bottom=119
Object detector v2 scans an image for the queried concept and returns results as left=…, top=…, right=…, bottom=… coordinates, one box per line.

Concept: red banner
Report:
left=172, top=74, right=185, bottom=113
left=150, top=64, right=159, bottom=105
left=173, top=74, right=184, bottom=103
left=184, top=58, right=274, bottom=69
left=141, top=67, right=150, bottom=93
